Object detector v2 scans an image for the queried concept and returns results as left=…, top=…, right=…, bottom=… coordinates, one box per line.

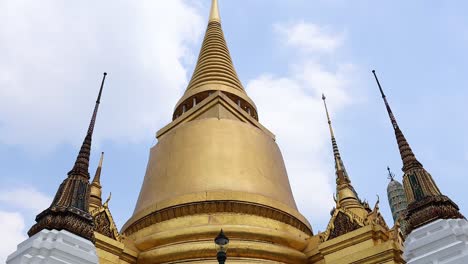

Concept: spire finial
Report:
left=88, top=72, right=107, bottom=134
left=322, top=93, right=338, bottom=158
left=89, top=152, right=104, bottom=211
left=372, top=70, right=398, bottom=129
left=372, top=70, right=386, bottom=98
left=92, top=152, right=104, bottom=184
left=387, top=166, right=395, bottom=181
left=209, top=0, right=221, bottom=22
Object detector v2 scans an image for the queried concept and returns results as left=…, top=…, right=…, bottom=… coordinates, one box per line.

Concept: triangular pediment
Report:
left=157, top=91, right=274, bottom=140
left=91, top=203, right=120, bottom=241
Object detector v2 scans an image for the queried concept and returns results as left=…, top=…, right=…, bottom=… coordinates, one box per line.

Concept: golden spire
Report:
left=185, top=0, right=243, bottom=93
left=372, top=70, right=464, bottom=234
left=321, top=94, right=363, bottom=211
left=89, top=152, right=104, bottom=211
left=28, top=73, right=108, bottom=242
left=92, top=152, right=104, bottom=184
left=209, top=0, right=220, bottom=22
left=173, top=0, right=258, bottom=120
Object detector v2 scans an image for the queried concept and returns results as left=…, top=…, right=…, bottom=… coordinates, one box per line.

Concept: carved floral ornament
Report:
left=90, top=199, right=121, bottom=241
left=321, top=209, right=363, bottom=242
left=320, top=200, right=390, bottom=242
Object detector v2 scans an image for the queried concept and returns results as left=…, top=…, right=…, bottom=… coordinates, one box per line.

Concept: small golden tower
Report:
left=87, top=153, right=135, bottom=263
left=89, top=152, right=105, bottom=211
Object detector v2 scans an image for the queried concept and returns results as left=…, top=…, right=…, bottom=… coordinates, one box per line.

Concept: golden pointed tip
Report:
left=209, top=0, right=221, bottom=22
left=98, top=152, right=104, bottom=167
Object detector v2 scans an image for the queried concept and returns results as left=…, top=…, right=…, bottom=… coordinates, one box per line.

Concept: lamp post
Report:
left=214, top=229, right=229, bottom=264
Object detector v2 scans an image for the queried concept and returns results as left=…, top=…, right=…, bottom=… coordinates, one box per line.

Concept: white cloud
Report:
left=274, top=21, right=344, bottom=54
left=0, top=211, right=27, bottom=263
left=0, top=187, right=52, bottom=262
left=247, top=21, right=359, bottom=229
left=0, top=0, right=204, bottom=151
left=0, top=187, right=52, bottom=214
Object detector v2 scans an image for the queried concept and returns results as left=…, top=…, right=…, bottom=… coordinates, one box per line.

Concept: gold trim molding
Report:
left=123, top=200, right=313, bottom=236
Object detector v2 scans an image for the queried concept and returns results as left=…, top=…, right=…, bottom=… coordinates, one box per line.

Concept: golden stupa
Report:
left=121, top=1, right=311, bottom=262
left=82, top=1, right=405, bottom=263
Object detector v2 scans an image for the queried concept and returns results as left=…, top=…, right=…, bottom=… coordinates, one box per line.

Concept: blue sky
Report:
left=1, top=0, right=467, bottom=261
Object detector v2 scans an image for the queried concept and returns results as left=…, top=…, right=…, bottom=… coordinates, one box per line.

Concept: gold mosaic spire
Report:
left=321, top=94, right=363, bottom=211
left=28, top=73, right=108, bottom=242
left=173, top=0, right=258, bottom=120
left=372, top=70, right=464, bottom=234
left=186, top=0, right=243, bottom=93
left=89, top=152, right=104, bottom=211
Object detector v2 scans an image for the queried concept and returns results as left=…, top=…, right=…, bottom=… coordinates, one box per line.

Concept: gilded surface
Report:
left=91, top=195, right=121, bottom=241
left=130, top=117, right=301, bottom=221
left=173, top=0, right=257, bottom=120
left=96, top=2, right=407, bottom=263
left=328, top=212, right=361, bottom=240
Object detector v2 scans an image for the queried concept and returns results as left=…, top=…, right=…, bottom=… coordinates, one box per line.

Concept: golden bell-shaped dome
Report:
left=121, top=1, right=311, bottom=263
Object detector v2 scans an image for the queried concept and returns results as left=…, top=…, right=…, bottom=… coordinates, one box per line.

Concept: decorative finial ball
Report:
left=322, top=94, right=326, bottom=100
left=104, top=72, right=107, bottom=76
left=372, top=70, right=376, bottom=73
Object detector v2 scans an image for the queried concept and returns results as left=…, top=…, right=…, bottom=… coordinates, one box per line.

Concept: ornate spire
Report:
left=321, top=94, right=362, bottom=210
left=28, top=73, right=108, bottom=242
left=186, top=0, right=243, bottom=93
left=69, top=72, right=107, bottom=177
left=173, top=0, right=258, bottom=120
left=89, top=152, right=104, bottom=211
left=372, top=70, right=464, bottom=234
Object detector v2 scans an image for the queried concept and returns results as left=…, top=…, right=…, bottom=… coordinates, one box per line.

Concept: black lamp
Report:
left=214, top=229, right=229, bottom=264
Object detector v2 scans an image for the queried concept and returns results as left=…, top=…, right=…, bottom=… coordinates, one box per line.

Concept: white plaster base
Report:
left=6, top=229, right=98, bottom=264
left=404, top=219, right=468, bottom=264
